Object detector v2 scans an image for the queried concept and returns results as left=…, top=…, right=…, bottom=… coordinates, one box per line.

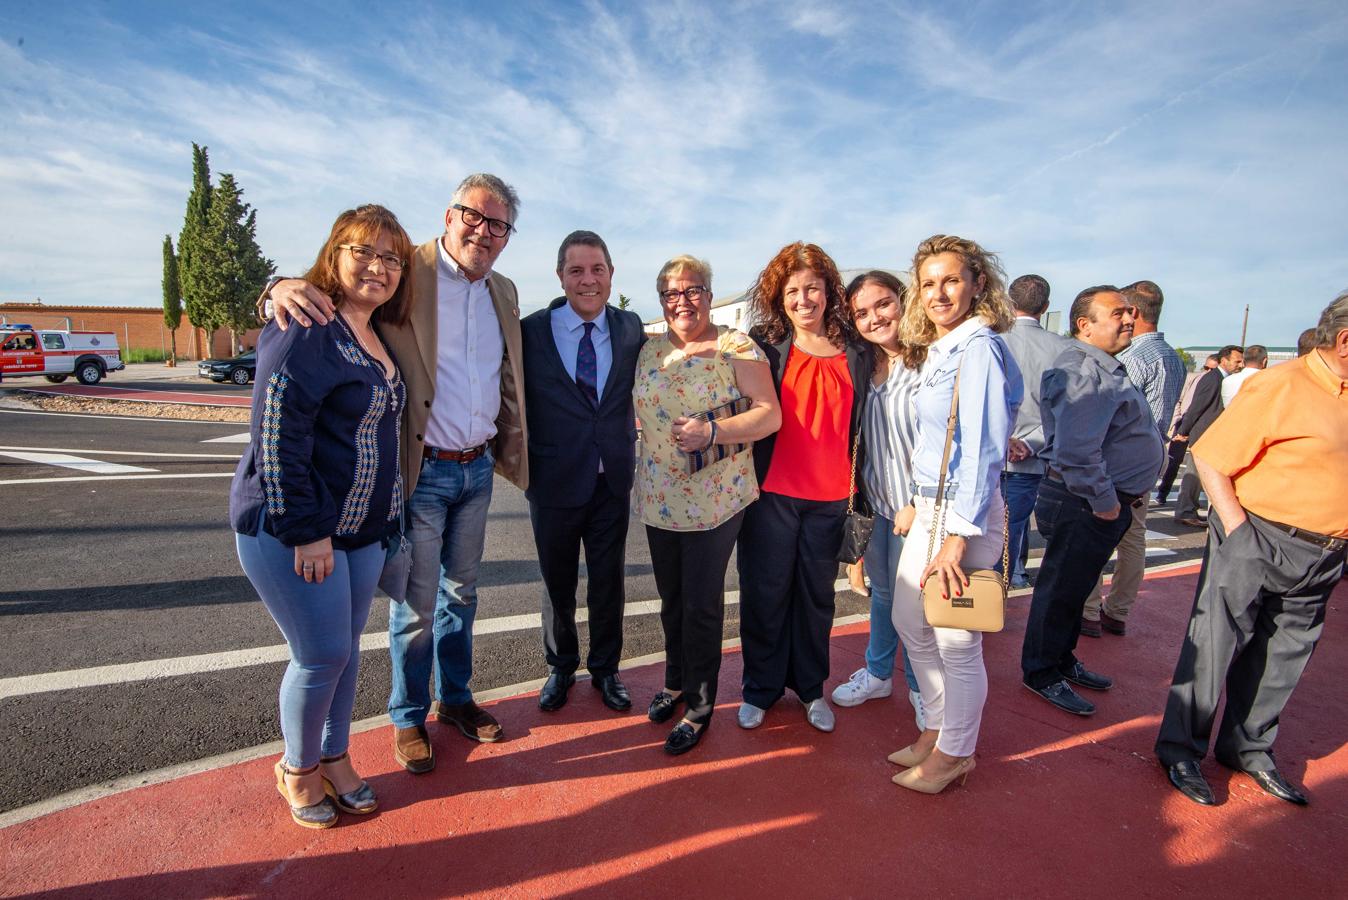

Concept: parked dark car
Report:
left=198, top=351, right=256, bottom=385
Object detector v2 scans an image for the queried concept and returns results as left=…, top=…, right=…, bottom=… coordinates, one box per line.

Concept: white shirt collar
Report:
left=1014, top=315, right=1042, bottom=328
left=554, top=299, right=609, bottom=334
left=436, top=237, right=488, bottom=284
left=930, top=316, right=986, bottom=356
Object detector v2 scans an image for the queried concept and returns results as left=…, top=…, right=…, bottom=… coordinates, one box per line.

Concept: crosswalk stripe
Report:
left=0, top=450, right=155, bottom=475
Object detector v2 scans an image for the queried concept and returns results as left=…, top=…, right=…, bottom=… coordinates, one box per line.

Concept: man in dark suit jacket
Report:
left=521, top=230, right=645, bottom=713
left=1174, top=344, right=1243, bottom=526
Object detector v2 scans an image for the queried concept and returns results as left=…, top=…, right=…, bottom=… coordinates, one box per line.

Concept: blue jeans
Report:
left=237, top=525, right=382, bottom=768
left=387, top=452, right=495, bottom=727
left=1002, top=472, right=1042, bottom=585
left=863, top=515, right=919, bottom=692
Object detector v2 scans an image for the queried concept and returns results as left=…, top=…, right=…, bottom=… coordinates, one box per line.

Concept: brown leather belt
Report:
left=1251, top=513, right=1347, bottom=553
left=423, top=443, right=487, bottom=463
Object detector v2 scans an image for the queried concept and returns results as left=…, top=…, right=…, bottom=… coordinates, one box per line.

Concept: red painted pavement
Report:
left=18, top=384, right=252, bottom=408
left=3, top=566, right=1346, bottom=899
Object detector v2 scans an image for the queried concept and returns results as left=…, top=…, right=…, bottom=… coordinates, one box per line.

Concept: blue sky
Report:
left=2, top=1, right=1345, bottom=346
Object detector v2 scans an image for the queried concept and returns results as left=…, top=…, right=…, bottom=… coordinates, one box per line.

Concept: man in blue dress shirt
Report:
left=1021, top=286, right=1164, bottom=716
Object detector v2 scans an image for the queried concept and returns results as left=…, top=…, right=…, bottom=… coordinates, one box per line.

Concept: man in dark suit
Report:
left=521, top=230, right=645, bottom=713
left=1174, top=344, right=1243, bottom=526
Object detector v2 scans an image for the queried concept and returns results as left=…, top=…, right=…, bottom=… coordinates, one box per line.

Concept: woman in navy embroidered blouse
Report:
left=231, top=204, right=412, bottom=829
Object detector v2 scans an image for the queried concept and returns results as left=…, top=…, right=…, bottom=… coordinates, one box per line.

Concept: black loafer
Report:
left=539, top=671, right=574, bottom=711
left=1024, top=679, right=1095, bottom=716
left=593, top=673, right=632, bottom=712
left=1165, top=760, right=1215, bottom=805
left=648, top=691, right=680, bottom=723
left=1247, top=768, right=1308, bottom=805
left=1059, top=660, right=1112, bottom=691
left=664, top=721, right=706, bottom=756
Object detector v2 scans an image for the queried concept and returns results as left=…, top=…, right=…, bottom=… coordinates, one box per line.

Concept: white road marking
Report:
left=202, top=433, right=251, bottom=444
left=1145, top=529, right=1175, bottom=541
left=0, top=444, right=240, bottom=459
left=0, top=472, right=235, bottom=486
left=0, top=450, right=155, bottom=475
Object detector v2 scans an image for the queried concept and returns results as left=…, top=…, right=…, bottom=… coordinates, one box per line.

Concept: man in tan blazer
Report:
left=267, top=173, right=528, bottom=774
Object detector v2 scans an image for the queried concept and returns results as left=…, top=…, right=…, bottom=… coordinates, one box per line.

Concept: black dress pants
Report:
left=737, top=491, right=847, bottom=708
left=646, top=511, right=744, bottom=725
left=1155, top=513, right=1345, bottom=771
left=1021, top=478, right=1132, bottom=688
left=529, top=479, right=629, bottom=677
left=1155, top=437, right=1187, bottom=501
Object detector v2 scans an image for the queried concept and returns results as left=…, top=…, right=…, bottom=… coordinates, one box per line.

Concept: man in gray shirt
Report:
left=1002, top=275, right=1072, bottom=589
left=1021, top=286, right=1165, bottom=716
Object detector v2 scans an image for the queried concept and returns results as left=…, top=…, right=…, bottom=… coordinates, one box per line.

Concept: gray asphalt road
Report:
left=0, top=403, right=1209, bottom=814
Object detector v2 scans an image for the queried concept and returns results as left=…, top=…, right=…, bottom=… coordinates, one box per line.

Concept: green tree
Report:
left=177, top=143, right=214, bottom=345
left=195, top=173, right=275, bottom=353
left=1176, top=347, right=1195, bottom=372
left=617, top=293, right=633, bottom=310
left=161, top=234, right=182, bottom=365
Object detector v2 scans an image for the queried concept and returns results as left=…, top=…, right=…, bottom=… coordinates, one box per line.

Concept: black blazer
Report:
left=748, top=327, right=872, bottom=508
left=1178, top=366, right=1224, bottom=443
left=521, top=298, right=646, bottom=508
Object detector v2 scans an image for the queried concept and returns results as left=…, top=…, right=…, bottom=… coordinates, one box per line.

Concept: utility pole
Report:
left=1240, top=304, right=1249, bottom=346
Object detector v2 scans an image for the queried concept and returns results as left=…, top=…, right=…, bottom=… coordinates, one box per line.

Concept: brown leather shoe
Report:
left=433, top=700, right=503, bottom=743
left=1079, top=617, right=1102, bottom=639
left=394, top=724, right=435, bottom=774
left=1100, top=610, right=1127, bottom=636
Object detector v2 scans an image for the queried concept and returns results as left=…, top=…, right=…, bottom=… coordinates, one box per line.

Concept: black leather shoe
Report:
left=664, top=721, right=706, bottom=756
left=593, top=673, right=632, bottom=712
left=648, top=691, right=680, bottom=723
left=1165, top=760, right=1215, bottom=805
left=538, top=671, right=574, bottom=711
left=1024, top=679, right=1095, bottom=715
left=1246, top=769, right=1308, bottom=805
left=1059, top=660, right=1112, bottom=691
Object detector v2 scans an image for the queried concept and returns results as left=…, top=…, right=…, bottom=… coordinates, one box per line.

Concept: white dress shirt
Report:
left=1220, top=366, right=1261, bottom=407
left=424, top=239, right=505, bottom=451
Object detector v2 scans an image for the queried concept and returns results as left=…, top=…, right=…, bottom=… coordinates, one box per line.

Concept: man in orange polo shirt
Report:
left=1156, top=293, right=1348, bottom=807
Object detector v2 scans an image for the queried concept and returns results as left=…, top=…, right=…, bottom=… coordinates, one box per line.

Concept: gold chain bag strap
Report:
left=921, top=358, right=1009, bottom=632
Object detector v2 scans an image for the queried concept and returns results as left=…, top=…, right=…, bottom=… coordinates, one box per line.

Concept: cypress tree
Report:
left=178, top=143, right=214, bottom=347
left=196, top=173, right=275, bottom=352
left=161, top=235, right=182, bottom=365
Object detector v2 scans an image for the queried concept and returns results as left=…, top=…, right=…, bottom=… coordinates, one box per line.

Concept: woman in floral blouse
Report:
left=633, top=254, right=780, bottom=755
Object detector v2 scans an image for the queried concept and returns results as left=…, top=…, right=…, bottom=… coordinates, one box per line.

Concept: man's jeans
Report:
left=387, top=452, right=495, bottom=728
left=1002, top=472, right=1042, bottom=585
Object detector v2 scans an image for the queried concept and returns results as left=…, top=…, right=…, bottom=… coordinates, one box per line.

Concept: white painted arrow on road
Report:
left=0, top=451, right=156, bottom=475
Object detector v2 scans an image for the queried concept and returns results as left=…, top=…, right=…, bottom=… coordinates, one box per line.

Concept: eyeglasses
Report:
left=452, top=204, right=515, bottom=238
left=338, top=244, right=406, bottom=271
left=659, top=286, right=711, bottom=305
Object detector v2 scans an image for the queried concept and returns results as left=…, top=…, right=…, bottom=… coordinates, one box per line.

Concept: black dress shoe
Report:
left=1023, top=679, right=1096, bottom=716
left=593, top=673, right=632, bottom=712
left=538, top=671, right=574, bottom=711
left=664, top=721, right=707, bottom=756
left=1246, top=769, right=1308, bottom=805
left=648, top=691, right=680, bottom=723
left=1058, top=660, right=1112, bottom=691
left=1165, top=760, right=1215, bottom=806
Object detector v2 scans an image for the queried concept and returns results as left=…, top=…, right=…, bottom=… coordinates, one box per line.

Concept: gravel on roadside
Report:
left=6, top=390, right=251, bottom=423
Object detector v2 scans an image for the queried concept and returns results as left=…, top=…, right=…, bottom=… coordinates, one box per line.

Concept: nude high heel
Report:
left=274, top=760, right=339, bottom=829
left=887, top=743, right=934, bottom=768
left=891, top=755, right=976, bottom=794
left=319, top=752, right=378, bottom=814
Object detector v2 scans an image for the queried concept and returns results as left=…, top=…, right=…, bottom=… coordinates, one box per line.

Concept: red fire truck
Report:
left=0, top=325, right=125, bottom=385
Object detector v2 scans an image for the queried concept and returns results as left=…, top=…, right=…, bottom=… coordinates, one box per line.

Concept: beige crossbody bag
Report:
left=921, top=361, right=1009, bottom=632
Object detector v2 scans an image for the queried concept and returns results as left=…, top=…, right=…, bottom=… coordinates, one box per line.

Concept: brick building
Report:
left=0, top=302, right=261, bottom=361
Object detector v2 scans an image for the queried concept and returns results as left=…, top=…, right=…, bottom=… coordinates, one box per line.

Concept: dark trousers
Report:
left=737, top=491, right=847, bottom=708
left=1021, top=478, right=1132, bottom=688
left=1155, top=438, right=1187, bottom=501
left=1155, top=513, right=1345, bottom=771
left=528, top=478, right=629, bottom=678
left=647, top=512, right=744, bottom=726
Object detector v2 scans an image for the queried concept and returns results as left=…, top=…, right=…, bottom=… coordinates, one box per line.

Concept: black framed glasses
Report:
left=452, top=204, right=515, bottom=238
left=338, top=244, right=406, bottom=271
left=659, top=286, right=711, bottom=305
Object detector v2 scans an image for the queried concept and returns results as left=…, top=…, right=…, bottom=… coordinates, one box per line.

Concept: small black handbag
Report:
left=837, top=428, right=875, bottom=564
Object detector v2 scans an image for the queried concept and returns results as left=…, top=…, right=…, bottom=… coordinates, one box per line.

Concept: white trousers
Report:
left=891, top=492, right=1005, bottom=757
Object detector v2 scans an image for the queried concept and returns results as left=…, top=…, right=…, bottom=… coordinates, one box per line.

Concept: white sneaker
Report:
left=804, top=698, right=835, bottom=732
left=909, top=689, right=927, bottom=732
left=830, top=668, right=893, bottom=707
left=738, top=702, right=766, bottom=729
